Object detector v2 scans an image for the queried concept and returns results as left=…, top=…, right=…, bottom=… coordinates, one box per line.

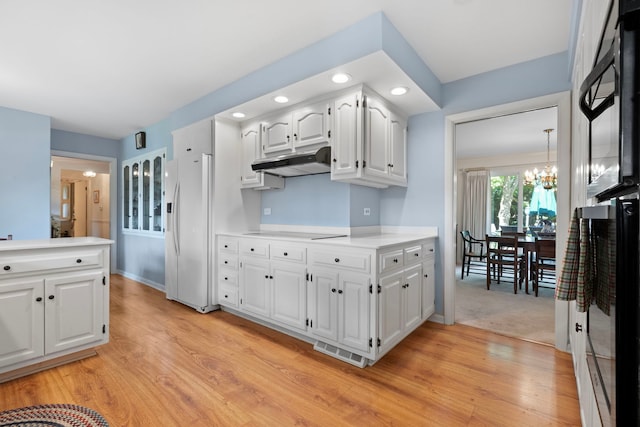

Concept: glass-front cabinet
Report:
left=122, top=149, right=165, bottom=235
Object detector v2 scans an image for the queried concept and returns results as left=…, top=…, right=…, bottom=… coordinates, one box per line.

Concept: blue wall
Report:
left=0, top=107, right=51, bottom=240
left=51, top=129, right=120, bottom=158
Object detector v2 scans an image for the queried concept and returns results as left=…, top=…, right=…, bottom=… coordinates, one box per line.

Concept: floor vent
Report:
left=313, top=341, right=367, bottom=368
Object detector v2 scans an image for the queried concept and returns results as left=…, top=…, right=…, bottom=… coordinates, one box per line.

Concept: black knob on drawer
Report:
left=251, top=248, right=255, bottom=252
left=224, top=277, right=228, bottom=281
left=283, top=252, right=288, bottom=256
left=76, top=258, right=82, bottom=263
left=224, top=261, right=228, bottom=264
left=48, top=295, right=55, bottom=300
left=334, top=258, right=340, bottom=263
left=3, top=265, right=10, bottom=271
left=331, top=288, right=337, bottom=293
left=415, top=253, right=419, bottom=257
left=224, top=244, right=228, bottom=248
left=36, top=297, right=42, bottom=302
left=338, top=289, right=343, bottom=294
left=224, top=294, right=228, bottom=299
left=393, top=258, right=398, bottom=263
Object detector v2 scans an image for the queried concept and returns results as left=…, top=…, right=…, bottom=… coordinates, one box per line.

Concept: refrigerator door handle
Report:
left=173, top=182, right=180, bottom=255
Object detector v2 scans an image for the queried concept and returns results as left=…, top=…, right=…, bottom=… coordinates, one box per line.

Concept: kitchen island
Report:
left=216, top=230, right=437, bottom=367
left=0, top=237, right=113, bottom=382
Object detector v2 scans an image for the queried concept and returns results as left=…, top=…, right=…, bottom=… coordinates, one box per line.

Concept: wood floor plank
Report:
left=0, top=275, right=581, bottom=426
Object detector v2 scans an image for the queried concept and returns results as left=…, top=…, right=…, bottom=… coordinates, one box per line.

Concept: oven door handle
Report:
left=579, top=43, right=616, bottom=122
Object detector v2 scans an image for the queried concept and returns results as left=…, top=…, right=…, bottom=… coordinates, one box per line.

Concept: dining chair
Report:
left=486, top=234, right=525, bottom=293
left=531, top=238, right=556, bottom=297
left=459, top=230, right=485, bottom=279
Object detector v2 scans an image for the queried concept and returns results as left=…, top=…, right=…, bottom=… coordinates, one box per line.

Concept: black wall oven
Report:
left=579, top=0, right=640, bottom=425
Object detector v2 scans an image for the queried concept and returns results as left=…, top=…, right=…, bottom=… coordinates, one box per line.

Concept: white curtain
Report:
left=462, top=170, right=488, bottom=242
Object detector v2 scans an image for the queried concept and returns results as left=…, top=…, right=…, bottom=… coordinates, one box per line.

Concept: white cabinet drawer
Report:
left=218, top=255, right=238, bottom=269
left=379, top=249, right=404, bottom=274
left=218, top=269, right=238, bottom=286
left=404, top=245, right=423, bottom=264
left=311, top=250, right=370, bottom=273
left=239, top=240, right=269, bottom=258
left=270, top=245, right=306, bottom=263
left=422, top=241, right=436, bottom=258
left=218, top=284, right=239, bottom=308
left=218, top=237, right=238, bottom=254
left=0, top=249, right=103, bottom=277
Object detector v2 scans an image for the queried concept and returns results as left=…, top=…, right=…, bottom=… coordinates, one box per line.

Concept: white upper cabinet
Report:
left=262, top=113, right=293, bottom=154
left=292, top=101, right=331, bottom=149
left=261, top=101, right=331, bottom=155
left=331, top=93, right=361, bottom=179
left=330, top=86, right=408, bottom=188
left=240, top=122, right=284, bottom=190
left=240, top=123, right=262, bottom=186
left=363, top=96, right=391, bottom=180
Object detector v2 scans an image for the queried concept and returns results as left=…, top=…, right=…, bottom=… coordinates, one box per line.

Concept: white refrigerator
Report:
left=165, top=120, right=214, bottom=313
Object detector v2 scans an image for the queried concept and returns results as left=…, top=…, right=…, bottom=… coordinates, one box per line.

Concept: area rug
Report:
left=0, top=404, right=108, bottom=427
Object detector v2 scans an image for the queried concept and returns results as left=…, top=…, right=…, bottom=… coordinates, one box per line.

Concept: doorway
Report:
left=50, top=152, right=118, bottom=272
left=443, top=92, right=572, bottom=351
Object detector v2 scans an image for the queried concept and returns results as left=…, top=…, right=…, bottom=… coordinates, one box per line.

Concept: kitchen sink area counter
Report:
left=216, top=230, right=437, bottom=367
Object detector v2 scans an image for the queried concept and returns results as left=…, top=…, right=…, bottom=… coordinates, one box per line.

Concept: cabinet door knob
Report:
left=224, top=244, right=228, bottom=248
left=224, top=277, right=228, bottom=281
left=2, top=265, right=10, bottom=271
left=269, top=275, right=273, bottom=279
left=250, top=248, right=254, bottom=252
left=393, top=258, right=398, bottom=263
left=424, top=274, right=428, bottom=278
left=331, top=288, right=337, bottom=293
left=224, top=260, right=228, bottom=264
left=388, top=163, right=393, bottom=167
left=48, top=295, right=55, bottom=300
left=338, top=289, right=343, bottom=294
left=76, top=258, right=82, bottom=263
left=265, top=275, right=269, bottom=279
left=36, top=297, right=42, bottom=302
left=283, top=252, right=288, bottom=256
left=415, top=253, right=419, bottom=257
left=224, top=294, right=228, bottom=299
left=332, top=158, right=337, bottom=162
left=334, top=258, right=340, bottom=263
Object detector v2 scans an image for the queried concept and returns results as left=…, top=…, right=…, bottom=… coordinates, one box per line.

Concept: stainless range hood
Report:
left=251, top=146, right=331, bottom=177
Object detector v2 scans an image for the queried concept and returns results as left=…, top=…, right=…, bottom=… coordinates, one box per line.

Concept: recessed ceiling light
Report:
left=331, top=73, right=351, bottom=84
left=83, top=170, right=96, bottom=178
left=274, top=95, right=289, bottom=104
left=232, top=112, right=246, bottom=119
left=390, top=86, right=408, bottom=96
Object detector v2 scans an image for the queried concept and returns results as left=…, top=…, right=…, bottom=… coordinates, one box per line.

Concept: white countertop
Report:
left=0, top=237, right=114, bottom=252
left=222, top=231, right=437, bottom=249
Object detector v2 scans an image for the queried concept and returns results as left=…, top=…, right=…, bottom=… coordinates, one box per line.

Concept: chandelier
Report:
left=524, top=128, right=557, bottom=190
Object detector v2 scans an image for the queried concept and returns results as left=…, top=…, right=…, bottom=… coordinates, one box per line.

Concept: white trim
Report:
left=52, top=150, right=118, bottom=273
left=115, top=271, right=165, bottom=292
left=444, top=91, right=571, bottom=351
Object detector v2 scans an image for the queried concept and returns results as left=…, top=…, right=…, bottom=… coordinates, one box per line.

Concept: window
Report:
left=490, top=170, right=556, bottom=234
left=122, top=149, right=165, bottom=235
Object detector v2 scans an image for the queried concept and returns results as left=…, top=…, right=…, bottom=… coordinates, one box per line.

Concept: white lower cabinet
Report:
left=219, top=234, right=436, bottom=366
left=308, top=268, right=370, bottom=353
left=238, top=239, right=307, bottom=332
left=0, top=239, right=111, bottom=378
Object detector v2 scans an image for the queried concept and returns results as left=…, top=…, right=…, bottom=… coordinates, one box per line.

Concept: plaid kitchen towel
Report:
left=556, top=208, right=594, bottom=311
left=556, top=208, right=579, bottom=301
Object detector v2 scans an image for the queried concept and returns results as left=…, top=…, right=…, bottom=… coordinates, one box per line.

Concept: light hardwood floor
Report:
left=0, top=275, right=581, bottom=426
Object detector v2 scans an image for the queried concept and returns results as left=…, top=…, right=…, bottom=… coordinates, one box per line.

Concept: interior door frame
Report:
left=443, top=91, right=571, bottom=352
left=52, top=150, right=117, bottom=273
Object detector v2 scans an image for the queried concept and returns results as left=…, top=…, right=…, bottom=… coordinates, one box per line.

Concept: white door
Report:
left=309, top=268, right=339, bottom=342
left=403, top=264, right=422, bottom=331
left=378, top=271, right=403, bottom=351
left=338, top=272, right=370, bottom=352
left=262, top=113, right=292, bottom=154
left=0, top=278, right=44, bottom=368
left=363, top=96, right=390, bottom=180
left=271, top=262, right=307, bottom=330
left=72, top=181, right=88, bottom=237
left=293, top=102, right=329, bottom=149
left=331, top=93, right=360, bottom=179
left=45, top=271, right=103, bottom=354
left=240, top=258, right=270, bottom=318
left=241, top=124, right=262, bottom=187
left=389, top=114, right=407, bottom=184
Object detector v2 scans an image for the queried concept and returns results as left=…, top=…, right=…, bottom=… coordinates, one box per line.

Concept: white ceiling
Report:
left=0, top=0, right=574, bottom=141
